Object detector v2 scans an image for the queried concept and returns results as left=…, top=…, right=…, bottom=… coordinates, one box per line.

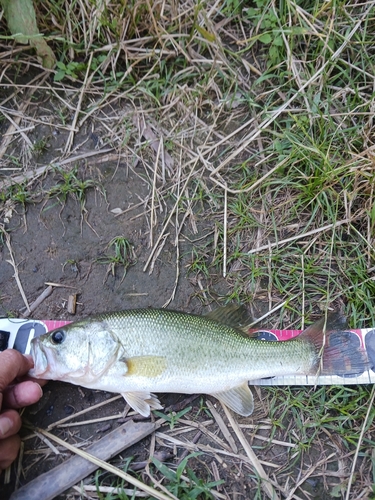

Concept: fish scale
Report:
left=97, top=309, right=315, bottom=383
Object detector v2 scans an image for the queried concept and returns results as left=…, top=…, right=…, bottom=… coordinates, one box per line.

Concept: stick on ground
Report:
left=10, top=420, right=157, bottom=500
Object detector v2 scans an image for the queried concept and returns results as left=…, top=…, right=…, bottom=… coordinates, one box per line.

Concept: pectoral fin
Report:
left=121, top=391, right=163, bottom=417
left=124, top=355, right=167, bottom=378
left=212, top=382, right=254, bottom=416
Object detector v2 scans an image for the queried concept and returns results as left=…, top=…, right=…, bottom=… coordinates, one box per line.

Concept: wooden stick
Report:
left=10, top=421, right=162, bottom=500
left=22, top=286, right=53, bottom=318
left=5, top=232, right=30, bottom=314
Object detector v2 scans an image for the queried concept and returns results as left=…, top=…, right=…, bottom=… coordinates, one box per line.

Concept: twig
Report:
left=143, top=161, right=197, bottom=271
left=0, top=72, right=49, bottom=159
left=72, top=485, right=148, bottom=497
left=46, top=395, right=122, bottom=430
left=5, top=232, right=30, bottom=314
left=64, top=52, right=94, bottom=155
left=162, top=240, right=180, bottom=308
left=162, top=187, right=181, bottom=307
left=150, top=138, right=162, bottom=248
left=206, top=400, right=238, bottom=454
left=247, top=219, right=350, bottom=255
left=15, top=441, right=24, bottom=490
left=22, top=286, right=53, bottom=318
left=34, top=431, right=61, bottom=455
left=155, top=430, right=278, bottom=468
left=176, top=431, right=202, bottom=465
left=285, top=453, right=337, bottom=500
left=58, top=413, right=123, bottom=428
left=247, top=296, right=298, bottom=328
left=211, top=155, right=286, bottom=194
left=44, top=282, right=77, bottom=289
left=0, top=148, right=113, bottom=191
left=223, top=184, right=227, bottom=278
left=0, top=108, right=33, bottom=151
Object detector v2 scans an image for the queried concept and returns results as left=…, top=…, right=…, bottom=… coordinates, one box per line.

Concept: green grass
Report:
left=97, top=236, right=136, bottom=282
left=150, top=453, right=223, bottom=500
left=44, top=165, right=99, bottom=212
left=153, top=406, right=193, bottom=430
left=0, top=182, right=34, bottom=207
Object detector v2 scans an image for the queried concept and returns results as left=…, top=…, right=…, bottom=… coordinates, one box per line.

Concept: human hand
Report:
left=0, top=350, right=45, bottom=471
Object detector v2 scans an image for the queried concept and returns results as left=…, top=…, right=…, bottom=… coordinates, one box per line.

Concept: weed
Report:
left=194, top=397, right=213, bottom=418
left=54, top=55, right=108, bottom=82
left=245, top=0, right=286, bottom=67
left=54, top=60, right=88, bottom=82
left=98, top=236, right=136, bottom=283
left=44, top=165, right=98, bottom=212
left=62, top=259, right=79, bottom=274
left=32, top=137, right=50, bottom=155
left=153, top=406, right=192, bottom=430
left=187, top=247, right=210, bottom=278
left=151, top=453, right=223, bottom=499
left=1, top=182, right=33, bottom=207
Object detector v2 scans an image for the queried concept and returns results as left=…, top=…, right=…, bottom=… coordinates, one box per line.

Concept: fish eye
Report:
left=51, top=330, right=66, bottom=345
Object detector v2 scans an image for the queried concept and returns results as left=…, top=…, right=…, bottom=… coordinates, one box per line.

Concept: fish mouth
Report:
left=29, top=338, right=50, bottom=378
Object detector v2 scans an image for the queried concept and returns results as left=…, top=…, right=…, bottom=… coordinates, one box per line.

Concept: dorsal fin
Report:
left=206, top=305, right=253, bottom=333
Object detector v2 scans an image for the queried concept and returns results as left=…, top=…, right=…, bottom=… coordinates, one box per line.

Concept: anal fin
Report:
left=121, top=391, right=163, bottom=417
left=212, top=382, right=254, bottom=417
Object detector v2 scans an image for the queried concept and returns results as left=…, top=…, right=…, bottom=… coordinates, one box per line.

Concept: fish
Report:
left=29, top=306, right=368, bottom=418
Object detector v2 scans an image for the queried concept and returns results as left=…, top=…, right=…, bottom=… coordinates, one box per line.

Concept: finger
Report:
left=3, top=381, right=43, bottom=409
left=0, top=434, right=21, bottom=471
left=15, top=376, right=48, bottom=387
left=0, top=350, right=34, bottom=392
left=0, top=410, right=22, bottom=439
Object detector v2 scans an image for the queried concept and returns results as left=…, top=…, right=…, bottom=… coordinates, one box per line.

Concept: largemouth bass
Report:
left=29, top=306, right=367, bottom=417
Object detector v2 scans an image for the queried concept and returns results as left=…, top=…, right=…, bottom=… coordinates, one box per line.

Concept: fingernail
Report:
left=0, top=417, right=13, bottom=437
left=33, top=383, right=43, bottom=398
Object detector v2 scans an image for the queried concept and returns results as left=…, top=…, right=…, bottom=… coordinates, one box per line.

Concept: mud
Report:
left=1, top=161, right=199, bottom=316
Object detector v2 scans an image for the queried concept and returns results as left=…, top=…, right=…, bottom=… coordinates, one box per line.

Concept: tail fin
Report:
left=300, top=312, right=369, bottom=377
